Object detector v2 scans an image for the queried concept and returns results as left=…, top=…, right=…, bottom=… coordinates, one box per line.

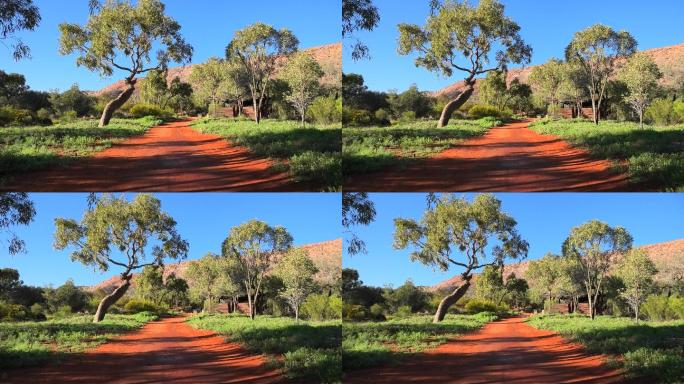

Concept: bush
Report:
left=374, top=108, right=390, bottom=125
left=59, top=110, right=78, bottom=123
left=0, top=106, right=34, bottom=126
left=124, top=299, right=164, bottom=314
left=645, top=99, right=676, bottom=125
left=0, top=302, right=28, bottom=321
left=308, top=96, right=341, bottom=125
left=623, top=347, right=684, bottom=383
left=670, top=296, right=684, bottom=319
left=130, top=103, right=168, bottom=119
left=342, top=303, right=369, bottom=322
left=465, top=299, right=502, bottom=314
left=393, top=305, right=412, bottom=319
left=289, top=151, right=341, bottom=188
left=301, top=294, right=342, bottom=321
left=468, top=104, right=511, bottom=120
left=343, top=108, right=373, bottom=127
left=369, top=303, right=386, bottom=320
left=641, top=295, right=673, bottom=321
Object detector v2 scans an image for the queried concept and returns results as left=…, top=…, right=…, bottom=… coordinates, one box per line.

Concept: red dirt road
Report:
left=1, top=120, right=302, bottom=192
left=1, top=316, right=283, bottom=384
left=345, top=120, right=629, bottom=192
left=346, top=316, right=625, bottom=384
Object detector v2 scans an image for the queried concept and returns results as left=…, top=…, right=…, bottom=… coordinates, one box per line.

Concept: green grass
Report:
left=0, top=312, right=159, bottom=369
left=0, top=116, right=162, bottom=181
left=527, top=314, right=684, bottom=383
left=342, top=117, right=500, bottom=175
left=530, top=119, right=684, bottom=191
left=189, top=118, right=342, bottom=191
left=343, top=312, right=499, bottom=371
left=186, top=313, right=341, bottom=383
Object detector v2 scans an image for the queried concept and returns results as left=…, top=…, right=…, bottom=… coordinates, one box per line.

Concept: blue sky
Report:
left=0, top=0, right=340, bottom=92
left=1, top=193, right=341, bottom=287
left=343, top=0, right=684, bottom=92
left=343, top=193, right=684, bottom=288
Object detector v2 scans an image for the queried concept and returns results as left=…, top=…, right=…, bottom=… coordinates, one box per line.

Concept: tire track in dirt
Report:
left=345, top=120, right=629, bottom=192
left=345, top=316, right=625, bottom=384
left=1, top=316, right=283, bottom=384
left=1, top=120, right=305, bottom=192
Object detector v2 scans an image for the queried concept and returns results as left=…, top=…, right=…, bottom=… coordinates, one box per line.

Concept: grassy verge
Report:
left=342, top=117, right=500, bottom=175
left=189, top=118, right=342, bottom=191
left=530, top=119, right=684, bottom=191
left=343, top=312, right=498, bottom=371
left=527, top=314, right=684, bottom=383
left=0, top=312, right=159, bottom=369
left=186, top=313, right=341, bottom=383
left=0, top=116, right=162, bottom=180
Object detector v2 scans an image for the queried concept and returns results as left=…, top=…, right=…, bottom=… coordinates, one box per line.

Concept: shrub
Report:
left=670, top=296, right=684, bottom=320
left=623, top=347, right=684, bottom=383
left=301, top=294, right=342, bottom=321
left=369, top=303, right=386, bottom=320
left=342, top=108, right=373, bottom=127
left=342, top=303, right=368, bottom=322
left=289, top=151, right=341, bottom=188
left=0, top=302, right=28, bottom=321
left=374, top=108, right=390, bottom=125
left=59, top=110, right=78, bottom=123
left=465, top=299, right=502, bottom=314
left=0, top=106, right=34, bottom=126
left=398, top=111, right=417, bottom=124
left=641, top=295, right=672, bottom=321
left=124, top=299, right=163, bottom=314
left=393, top=305, right=412, bottom=319
left=308, top=96, right=341, bottom=125
left=130, top=103, right=168, bottom=119
left=645, top=98, right=677, bottom=125
left=468, top=104, right=511, bottom=120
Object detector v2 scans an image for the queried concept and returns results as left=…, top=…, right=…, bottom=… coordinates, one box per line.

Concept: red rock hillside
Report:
left=430, top=238, right=684, bottom=292
left=92, top=43, right=342, bottom=97
left=433, top=42, right=684, bottom=100
left=88, top=238, right=342, bottom=294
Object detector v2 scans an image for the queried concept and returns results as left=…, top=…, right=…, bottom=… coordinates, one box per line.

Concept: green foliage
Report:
left=0, top=196, right=35, bottom=256
left=276, top=249, right=318, bottom=320
left=468, top=104, right=511, bottom=120
left=0, top=117, right=161, bottom=179
left=123, top=299, right=165, bottom=314
left=383, top=280, right=430, bottom=314
left=529, top=119, right=684, bottom=190
left=464, top=299, right=504, bottom=314
left=343, top=118, right=496, bottom=175
left=280, top=51, right=324, bottom=124
left=343, top=313, right=498, bottom=370
left=0, top=0, right=41, bottom=60
left=640, top=295, right=681, bottom=322
left=50, top=84, right=95, bottom=118
left=43, top=279, right=90, bottom=314
left=301, top=294, right=342, bottom=321
left=187, top=313, right=340, bottom=383
left=387, top=85, right=434, bottom=119
left=190, top=117, right=341, bottom=190
left=619, top=53, right=662, bottom=127
left=343, top=0, right=380, bottom=60
left=529, top=58, right=572, bottom=116
left=527, top=314, right=684, bottom=383
left=0, top=105, right=37, bottom=126
left=615, top=249, right=658, bottom=321
left=645, top=99, right=684, bottom=126
left=129, top=103, right=169, bottom=118
left=0, top=313, right=158, bottom=369
left=308, top=96, right=342, bottom=125
left=185, top=253, right=241, bottom=312
left=0, top=301, right=29, bottom=321
left=189, top=58, right=246, bottom=115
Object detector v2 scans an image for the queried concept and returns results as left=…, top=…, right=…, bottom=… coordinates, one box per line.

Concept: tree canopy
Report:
left=0, top=0, right=41, bottom=60
left=397, top=0, right=531, bottom=127
left=280, top=51, right=324, bottom=126
left=0, top=192, right=36, bottom=256
left=619, top=52, right=662, bottom=128
left=58, top=0, right=192, bottom=126
left=342, top=192, right=376, bottom=256
left=615, top=249, right=657, bottom=322
left=342, top=0, right=380, bottom=60
left=276, top=248, right=318, bottom=321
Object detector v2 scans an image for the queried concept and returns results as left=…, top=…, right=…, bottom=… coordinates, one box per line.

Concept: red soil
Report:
left=1, top=120, right=304, bottom=192
left=346, top=316, right=625, bottom=384
left=1, top=316, right=283, bottom=384
left=345, top=120, right=629, bottom=192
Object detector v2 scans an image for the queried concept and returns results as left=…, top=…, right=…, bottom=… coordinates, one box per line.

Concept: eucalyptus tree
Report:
left=280, top=51, right=324, bottom=126
left=276, top=248, right=318, bottom=321
left=0, top=0, right=41, bottom=60
left=398, top=0, right=531, bottom=127
left=54, top=194, right=188, bottom=322
left=58, top=0, right=193, bottom=127
left=619, top=53, right=662, bottom=128
left=221, top=220, right=293, bottom=319
left=562, top=220, right=632, bottom=319
left=226, top=23, right=298, bottom=123
left=342, top=0, right=380, bottom=60
left=529, top=59, right=570, bottom=118
left=0, top=192, right=35, bottom=256
left=394, top=193, right=528, bottom=322
left=565, top=24, right=637, bottom=124
left=615, top=249, right=657, bottom=323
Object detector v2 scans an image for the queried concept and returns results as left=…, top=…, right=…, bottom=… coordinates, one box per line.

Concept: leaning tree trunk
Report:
left=437, top=81, right=475, bottom=128
left=433, top=279, right=472, bottom=323
left=93, top=275, right=132, bottom=323
left=99, top=78, right=137, bottom=127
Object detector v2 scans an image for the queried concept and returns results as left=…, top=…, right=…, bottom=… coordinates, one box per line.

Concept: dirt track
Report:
left=346, top=316, right=624, bottom=384
left=1, top=120, right=302, bottom=192
left=1, top=316, right=283, bottom=384
left=345, top=120, right=629, bottom=192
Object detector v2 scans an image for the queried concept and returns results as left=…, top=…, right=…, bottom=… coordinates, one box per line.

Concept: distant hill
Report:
left=430, top=238, right=684, bottom=292
left=92, top=42, right=342, bottom=97
left=88, top=238, right=342, bottom=294
left=432, top=42, right=684, bottom=99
